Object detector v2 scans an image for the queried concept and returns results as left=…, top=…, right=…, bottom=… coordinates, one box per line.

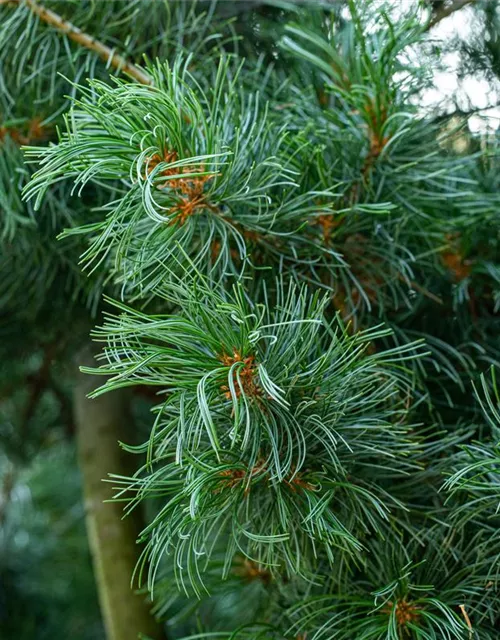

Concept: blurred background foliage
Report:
left=0, top=441, right=103, bottom=639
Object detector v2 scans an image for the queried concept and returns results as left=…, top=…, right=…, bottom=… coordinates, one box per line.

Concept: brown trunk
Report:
left=74, top=345, right=164, bottom=640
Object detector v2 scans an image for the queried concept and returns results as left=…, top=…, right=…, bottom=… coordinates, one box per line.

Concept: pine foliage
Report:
left=1, top=0, right=500, bottom=638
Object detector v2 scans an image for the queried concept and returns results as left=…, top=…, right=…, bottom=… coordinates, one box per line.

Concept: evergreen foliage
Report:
left=1, top=0, right=499, bottom=638
left=0, top=442, right=103, bottom=639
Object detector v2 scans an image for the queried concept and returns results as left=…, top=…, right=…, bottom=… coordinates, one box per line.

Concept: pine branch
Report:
left=86, top=279, right=426, bottom=591
left=10, top=2, right=500, bottom=636
left=23, top=61, right=302, bottom=294
left=1, top=0, right=152, bottom=85
left=427, top=0, right=477, bottom=30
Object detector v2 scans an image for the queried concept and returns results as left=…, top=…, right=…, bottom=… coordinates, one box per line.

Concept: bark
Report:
left=1, top=0, right=152, bottom=85
left=427, top=0, right=476, bottom=30
left=74, top=345, right=164, bottom=640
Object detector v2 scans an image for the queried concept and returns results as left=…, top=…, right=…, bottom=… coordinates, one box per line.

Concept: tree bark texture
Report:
left=74, top=345, right=164, bottom=640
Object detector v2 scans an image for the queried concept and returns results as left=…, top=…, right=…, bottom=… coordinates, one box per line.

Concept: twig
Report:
left=398, top=273, right=444, bottom=305
left=1, top=0, right=152, bottom=85
left=427, top=0, right=476, bottom=30
left=433, top=102, right=500, bottom=125
left=459, top=604, right=473, bottom=639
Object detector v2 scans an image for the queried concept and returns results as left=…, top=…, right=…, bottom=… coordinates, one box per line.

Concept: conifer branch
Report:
left=1, top=0, right=152, bottom=85
left=427, top=0, right=476, bottom=30
left=8, top=1, right=500, bottom=636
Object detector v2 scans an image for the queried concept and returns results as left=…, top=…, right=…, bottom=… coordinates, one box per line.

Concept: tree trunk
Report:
left=74, top=345, right=164, bottom=640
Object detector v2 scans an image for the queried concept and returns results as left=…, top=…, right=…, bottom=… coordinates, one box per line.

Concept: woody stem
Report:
left=2, top=0, right=152, bottom=85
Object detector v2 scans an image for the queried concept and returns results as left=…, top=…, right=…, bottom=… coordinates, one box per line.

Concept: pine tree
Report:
left=1, top=1, right=499, bottom=639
